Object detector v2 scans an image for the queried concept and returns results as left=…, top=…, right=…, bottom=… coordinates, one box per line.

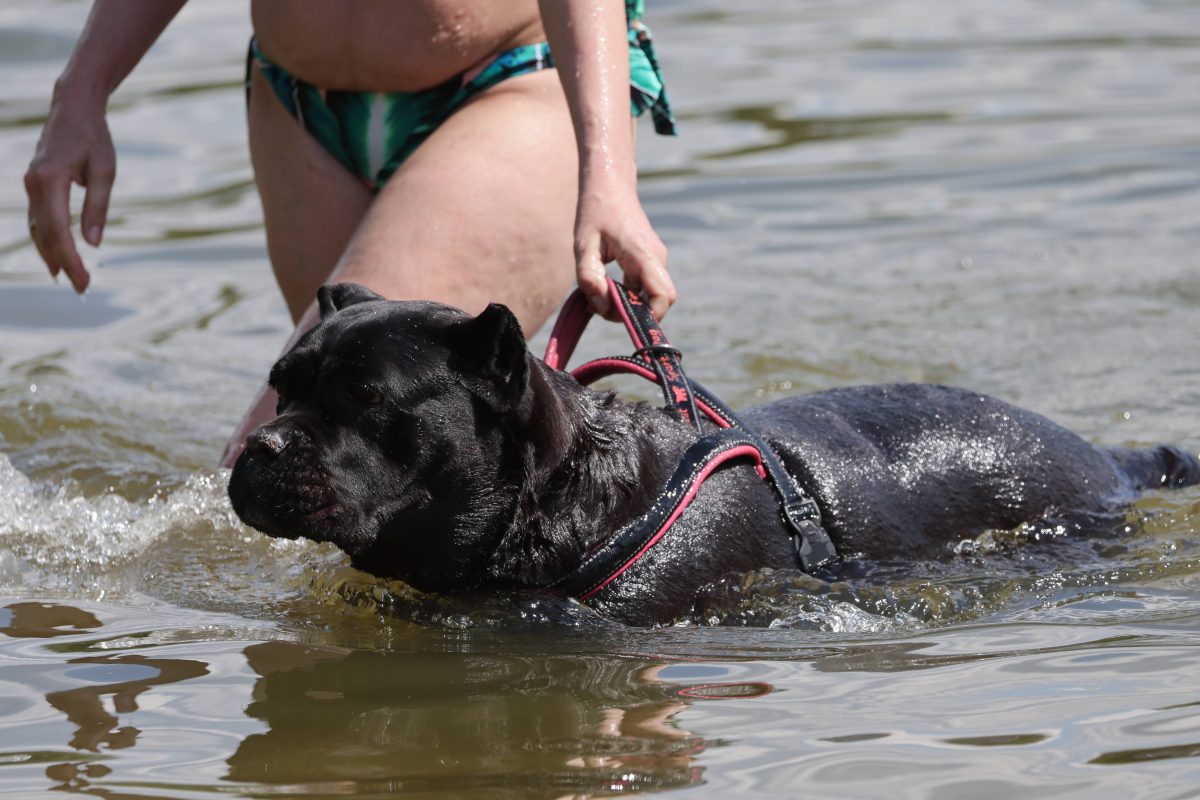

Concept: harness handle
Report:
left=545, top=280, right=702, bottom=430
left=543, top=287, right=591, bottom=371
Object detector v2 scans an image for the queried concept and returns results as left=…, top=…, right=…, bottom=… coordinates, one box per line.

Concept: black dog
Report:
left=228, top=283, right=1200, bottom=625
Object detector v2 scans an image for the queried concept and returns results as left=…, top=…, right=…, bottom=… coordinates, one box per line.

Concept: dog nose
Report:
left=244, top=426, right=291, bottom=460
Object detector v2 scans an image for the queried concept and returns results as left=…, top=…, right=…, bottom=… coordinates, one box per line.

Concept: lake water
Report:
left=2, top=0, right=1200, bottom=797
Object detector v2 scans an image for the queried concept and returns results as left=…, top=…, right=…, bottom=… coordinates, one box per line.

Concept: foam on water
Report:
left=0, top=453, right=329, bottom=611
left=0, top=454, right=224, bottom=570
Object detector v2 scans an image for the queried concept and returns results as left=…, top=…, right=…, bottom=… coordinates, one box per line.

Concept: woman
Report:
left=24, top=0, right=677, bottom=465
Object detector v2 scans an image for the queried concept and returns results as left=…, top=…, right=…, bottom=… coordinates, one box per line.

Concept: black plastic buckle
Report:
left=793, top=519, right=839, bottom=571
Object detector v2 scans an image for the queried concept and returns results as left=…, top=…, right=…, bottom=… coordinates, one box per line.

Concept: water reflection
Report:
left=8, top=602, right=767, bottom=798
left=701, top=105, right=951, bottom=163
left=0, top=602, right=210, bottom=796
left=45, top=655, right=208, bottom=752
left=1089, top=741, right=1200, bottom=766
left=0, top=601, right=101, bottom=638
left=6, top=598, right=1200, bottom=798
left=227, top=641, right=708, bottom=797
left=41, top=654, right=211, bottom=797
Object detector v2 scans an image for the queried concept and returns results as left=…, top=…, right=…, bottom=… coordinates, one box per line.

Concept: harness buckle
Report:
left=793, top=518, right=839, bottom=571
left=784, top=497, right=838, bottom=571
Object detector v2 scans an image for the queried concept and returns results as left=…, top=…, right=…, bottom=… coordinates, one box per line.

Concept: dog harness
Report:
left=543, top=279, right=838, bottom=601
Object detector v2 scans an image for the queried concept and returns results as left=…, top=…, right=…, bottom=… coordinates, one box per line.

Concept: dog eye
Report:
left=347, top=381, right=384, bottom=405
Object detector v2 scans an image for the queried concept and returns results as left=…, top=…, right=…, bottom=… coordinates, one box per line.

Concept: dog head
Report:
left=227, top=283, right=533, bottom=592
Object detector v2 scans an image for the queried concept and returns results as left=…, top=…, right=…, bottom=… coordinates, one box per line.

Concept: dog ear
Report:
left=317, top=283, right=384, bottom=320
left=450, top=303, right=529, bottom=411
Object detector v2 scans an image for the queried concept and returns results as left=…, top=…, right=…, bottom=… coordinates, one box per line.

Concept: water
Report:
left=2, top=0, right=1200, bottom=796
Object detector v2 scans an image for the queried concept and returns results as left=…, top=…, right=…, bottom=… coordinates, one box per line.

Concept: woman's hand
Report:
left=24, top=85, right=115, bottom=294
left=574, top=172, right=675, bottom=321
left=23, top=0, right=187, bottom=294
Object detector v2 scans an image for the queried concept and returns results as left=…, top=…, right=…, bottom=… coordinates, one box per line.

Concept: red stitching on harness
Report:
left=577, top=443, right=765, bottom=600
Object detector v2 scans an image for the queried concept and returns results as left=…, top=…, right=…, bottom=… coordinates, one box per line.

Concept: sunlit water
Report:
left=2, top=0, right=1200, bottom=796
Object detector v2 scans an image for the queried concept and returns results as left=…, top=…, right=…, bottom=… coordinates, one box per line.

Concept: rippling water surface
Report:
left=2, top=0, right=1199, bottom=796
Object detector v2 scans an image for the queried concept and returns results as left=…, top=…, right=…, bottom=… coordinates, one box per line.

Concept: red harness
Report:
left=544, top=280, right=837, bottom=602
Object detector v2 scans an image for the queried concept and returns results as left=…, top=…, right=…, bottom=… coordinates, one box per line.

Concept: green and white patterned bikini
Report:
left=248, top=0, right=675, bottom=190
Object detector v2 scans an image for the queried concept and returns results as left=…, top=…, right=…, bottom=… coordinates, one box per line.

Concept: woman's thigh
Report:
left=331, top=68, right=579, bottom=334
left=247, top=66, right=374, bottom=323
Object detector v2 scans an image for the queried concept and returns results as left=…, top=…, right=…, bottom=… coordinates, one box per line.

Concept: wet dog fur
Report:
left=228, top=284, right=1200, bottom=624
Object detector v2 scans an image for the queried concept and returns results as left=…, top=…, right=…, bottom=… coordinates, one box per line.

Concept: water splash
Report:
left=0, top=454, right=316, bottom=609
left=1, top=454, right=229, bottom=563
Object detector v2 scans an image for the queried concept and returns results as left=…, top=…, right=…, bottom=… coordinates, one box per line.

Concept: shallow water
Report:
left=2, top=0, right=1200, bottom=796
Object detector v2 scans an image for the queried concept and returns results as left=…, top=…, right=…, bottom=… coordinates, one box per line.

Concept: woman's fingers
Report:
left=575, top=231, right=614, bottom=319
left=620, top=238, right=673, bottom=321
left=81, top=149, right=116, bottom=247
left=24, top=163, right=91, bottom=293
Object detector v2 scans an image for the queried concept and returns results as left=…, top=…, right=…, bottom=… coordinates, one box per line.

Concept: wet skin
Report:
left=228, top=285, right=1200, bottom=625
left=250, top=0, right=546, bottom=92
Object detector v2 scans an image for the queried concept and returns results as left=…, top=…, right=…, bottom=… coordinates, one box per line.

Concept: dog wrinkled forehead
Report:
left=274, top=299, right=472, bottom=389
left=328, top=300, right=468, bottom=356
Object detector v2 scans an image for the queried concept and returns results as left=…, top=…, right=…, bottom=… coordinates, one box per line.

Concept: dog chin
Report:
left=262, top=501, right=380, bottom=554
left=240, top=499, right=376, bottom=553
left=300, top=512, right=381, bottom=559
